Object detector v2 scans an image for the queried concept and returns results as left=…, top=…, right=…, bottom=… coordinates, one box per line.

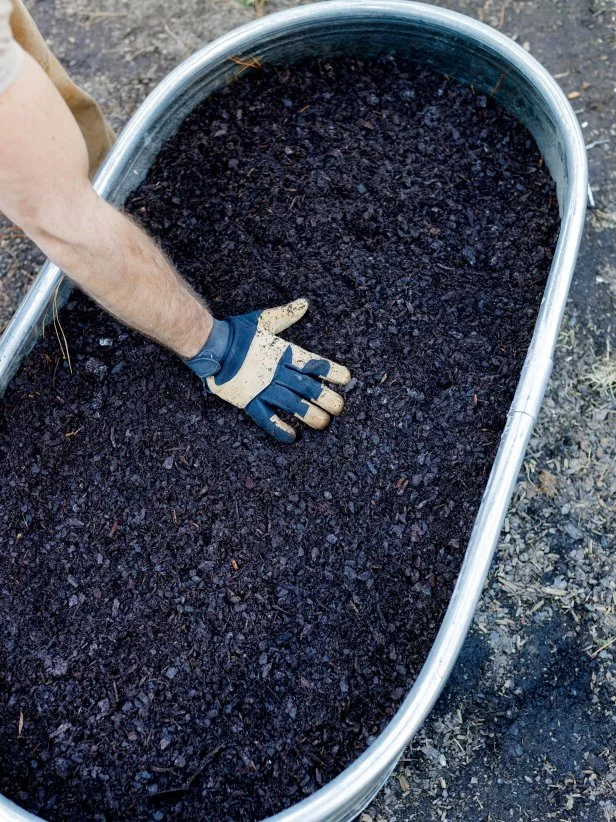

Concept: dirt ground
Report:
left=0, top=1, right=615, bottom=821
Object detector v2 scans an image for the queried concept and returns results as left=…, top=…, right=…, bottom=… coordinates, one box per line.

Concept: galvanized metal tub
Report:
left=0, top=2, right=587, bottom=821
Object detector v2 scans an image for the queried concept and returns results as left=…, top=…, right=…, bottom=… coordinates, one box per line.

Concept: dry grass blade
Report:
left=52, top=281, right=72, bottom=373
left=584, top=344, right=616, bottom=399
left=238, top=0, right=268, bottom=17
left=148, top=744, right=226, bottom=800
left=229, top=55, right=263, bottom=71
left=590, top=635, right=616, bottom=658
left=228, top=55, right=263, bottom=79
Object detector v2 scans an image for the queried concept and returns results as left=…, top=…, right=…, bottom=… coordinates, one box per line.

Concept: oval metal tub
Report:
left=0, top=2, right=587, bottom=821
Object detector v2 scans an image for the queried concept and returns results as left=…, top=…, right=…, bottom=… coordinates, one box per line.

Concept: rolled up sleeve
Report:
left=0, top=0, right=24, bottom=96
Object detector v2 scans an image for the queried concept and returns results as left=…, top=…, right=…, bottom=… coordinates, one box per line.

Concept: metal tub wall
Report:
left=0, top=3, right=586, bottom=821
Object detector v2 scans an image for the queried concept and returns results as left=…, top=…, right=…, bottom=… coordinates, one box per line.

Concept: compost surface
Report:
left=0, top=56, right=558, bottom=821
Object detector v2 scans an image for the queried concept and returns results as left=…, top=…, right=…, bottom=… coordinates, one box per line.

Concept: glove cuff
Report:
left=184, top=318, right=231, bottom=380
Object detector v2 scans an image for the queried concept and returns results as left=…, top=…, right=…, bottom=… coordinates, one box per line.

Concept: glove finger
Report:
left=245, top=397, right=296, bottom=444
left=259, top=298, right=309, bottom=334
left=277, top=369, right=345, bottom=416
left=262, top=383, right=332, bottom=430
left=312, top=384, right=345, bottom=416
left=298, top=401, right=331, bottom=431
left=290, top=346, right=351, bottom=386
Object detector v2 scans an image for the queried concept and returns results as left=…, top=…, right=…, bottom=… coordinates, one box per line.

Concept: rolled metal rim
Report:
left=0, top=3, right=586, bottom=821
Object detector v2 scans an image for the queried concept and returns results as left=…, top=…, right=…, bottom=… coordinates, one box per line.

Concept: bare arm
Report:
left=0, top=53, right=212, bottom=358
left=0, top=51, right=352, bottom=443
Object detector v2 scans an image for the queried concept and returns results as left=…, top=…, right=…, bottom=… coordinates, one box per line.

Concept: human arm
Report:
left=0, top=51, right=212, bottom=358
left=0, top=49, right=351, bottom=441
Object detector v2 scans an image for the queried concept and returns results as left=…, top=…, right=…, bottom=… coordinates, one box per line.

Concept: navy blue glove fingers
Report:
left=288, top=351, right=351, bottom=386
left=277, top=367, right=344, bottom=416
left=244, top=398, right=296, bottom=444
left=263, top=383, right=331, bottom=430
left=289, top=357, right=331, bottom=378
left=276, top=368, right=324, bottom=402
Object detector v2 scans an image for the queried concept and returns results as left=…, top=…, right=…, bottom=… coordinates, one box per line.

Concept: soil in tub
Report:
left=0, top=55, right=559, bottom=821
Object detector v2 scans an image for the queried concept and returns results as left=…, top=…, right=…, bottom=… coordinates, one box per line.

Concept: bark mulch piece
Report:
left=0, top=56, right=559, bottom=821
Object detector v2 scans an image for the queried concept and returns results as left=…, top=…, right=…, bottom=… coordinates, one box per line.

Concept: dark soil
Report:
left=0, top=55, right=558, bottom=821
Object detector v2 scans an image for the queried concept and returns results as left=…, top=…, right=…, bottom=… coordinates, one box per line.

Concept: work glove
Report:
left=185, top=298, right=351, bottom=443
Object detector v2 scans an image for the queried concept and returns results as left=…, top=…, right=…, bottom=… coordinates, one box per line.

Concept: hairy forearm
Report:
left=0, top=52, right=212, bottom=359
left=35, top=191, right=212, bottom=357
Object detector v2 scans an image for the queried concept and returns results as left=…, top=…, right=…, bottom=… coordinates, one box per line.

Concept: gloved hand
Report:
left=185, top=298, right=351, bottom=443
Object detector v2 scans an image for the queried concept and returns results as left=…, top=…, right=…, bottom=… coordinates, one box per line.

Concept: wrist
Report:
left=178, top=309, right=214, bottom=359
left=184, top=317, right=230, bottom=379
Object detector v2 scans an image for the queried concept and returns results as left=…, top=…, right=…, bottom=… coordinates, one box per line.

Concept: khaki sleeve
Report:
left=0, top=0, right=24, bottom=96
